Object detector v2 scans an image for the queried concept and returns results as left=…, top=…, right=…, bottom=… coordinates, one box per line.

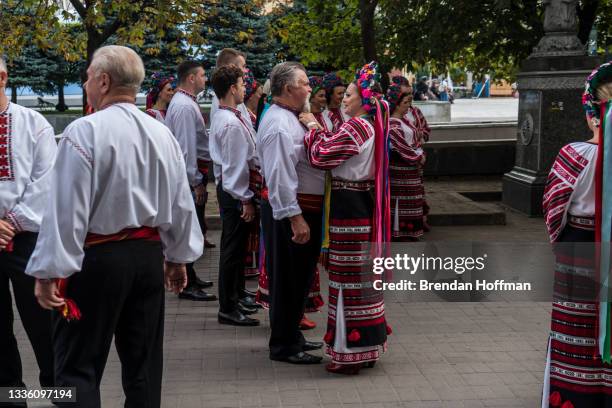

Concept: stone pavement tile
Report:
left=461, top=373, right=504, bottom=386
left=414, top=386, right=440, bottom=401
left=401, top=401, right=444, bottom=408
left=388, top=374, right=431, bottom=388
left=278, top=390, right=321, bottom=405
left=480, top=398, right=522, bottom=407
left=357, top=385, right=400, bottom=403
left=469, top=385, right=515, bottom=400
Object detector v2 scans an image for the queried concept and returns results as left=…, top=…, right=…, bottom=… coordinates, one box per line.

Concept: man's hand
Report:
left=0, top=219, right=15, bottom=250
left=164, top=261, right=187, bottom=294
left=420, top=154, right=426, bottom=165
left=194, top=184, right=206, bottom=206
left=241, top=202, right=255, bottom=223
left=289, top=214, right=310, bottom=244
left=35, top=279, right=65, bottom=310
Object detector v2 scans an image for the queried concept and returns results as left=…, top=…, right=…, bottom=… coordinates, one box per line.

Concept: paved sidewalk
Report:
left=14, top=182, right=551, bottom=407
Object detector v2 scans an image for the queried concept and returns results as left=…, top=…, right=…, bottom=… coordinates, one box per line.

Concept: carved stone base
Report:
left=531, top=33, right=584, bottom=57
left=502, top=167, right=547, bottom=216
left=502, top=55, right=601, bottom=216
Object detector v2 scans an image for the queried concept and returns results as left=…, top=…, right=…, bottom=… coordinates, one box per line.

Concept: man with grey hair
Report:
left=257, top=61, right=325, bottom=364
left=26, top=45, right=204, bottom=406
left=0, top=55, right=57, bottom=399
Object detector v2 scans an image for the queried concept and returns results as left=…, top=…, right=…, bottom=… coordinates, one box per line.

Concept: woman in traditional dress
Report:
left=392, top=75, right=431, bottom=231
left=542, top=62, right=612, bottom=408
left=385, top=83, right=426, bottom=241
left=145, top=72, right=175, bottom=122
left=302, top=62, right=392, bottom=375
left=243, top=69, right=262, bottom=128
left=322, top=72, right=349, bottom=131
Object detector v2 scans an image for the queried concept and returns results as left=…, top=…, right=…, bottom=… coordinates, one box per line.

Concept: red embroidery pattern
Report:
left=0, top=111, right=14, bottom=181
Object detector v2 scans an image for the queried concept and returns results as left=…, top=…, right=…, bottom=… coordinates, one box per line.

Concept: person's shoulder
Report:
left=10, top=103, right=53, bottom=131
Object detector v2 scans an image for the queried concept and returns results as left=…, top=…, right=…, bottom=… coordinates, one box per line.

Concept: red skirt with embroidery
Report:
left=323, top=180, right=388, bottom=361
left=389, top=153, right=424, bottom=240
left=546, top=223, right=612, bottom=407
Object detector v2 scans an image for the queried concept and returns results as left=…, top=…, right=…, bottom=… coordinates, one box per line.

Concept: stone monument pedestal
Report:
left=502, top=55, right=600, bottom=216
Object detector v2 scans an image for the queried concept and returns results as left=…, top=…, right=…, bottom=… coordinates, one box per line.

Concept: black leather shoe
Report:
left=238, top=303, right=258, bottom=315
left=270, top=351, right=322, bottom=364
left=242, top=288, right=256, bottom=298
left=218, top=310, right=260, bottom=326
left=239, top=295, right=261, bottom=309
left=178, top=287, right=217, bottom=301
left=303, top=341, right=324, bottom=351
left=194, top=277, right=213, bottom=288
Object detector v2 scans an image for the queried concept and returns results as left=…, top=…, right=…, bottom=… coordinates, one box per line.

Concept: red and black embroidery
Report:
left=0, top=109, right=14, bottom=181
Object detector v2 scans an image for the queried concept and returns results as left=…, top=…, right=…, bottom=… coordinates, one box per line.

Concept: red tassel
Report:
left=560, top=401, right=574, bottom=408
left=386, top=324, right=393, bottom=335
left=348, top=329, right=361, bottom=342
left=549, top=392, right=562, bottom=407
left=323, top=331, right=333, bottom=344
left=56, top=279, right=82, bottom=322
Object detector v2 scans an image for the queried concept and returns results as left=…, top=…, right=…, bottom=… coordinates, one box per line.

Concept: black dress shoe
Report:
left=270, top=351, right=322, bottom=364
left=237, top=303, right=258, bottom=315
left=178, top=287, right=217, bottom=301
left=239, top=295, right=261, bottom=309
left=194, top=277, right=214, bottom=288
left=218, top=310, right=260, bottom=326
left=242, top=288, right=256, bottom=298
left=303, top=341, right=324, bottom=351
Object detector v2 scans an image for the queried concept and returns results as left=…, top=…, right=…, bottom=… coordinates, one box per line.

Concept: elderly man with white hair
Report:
left=26, top=45, right=203, bottom=407
left=257, top=61, right=325, bottom=364
left=0, top=56, right=57, bottom=399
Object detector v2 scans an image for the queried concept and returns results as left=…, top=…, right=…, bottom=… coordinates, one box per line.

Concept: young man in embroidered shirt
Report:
left=26, top=45, right=204, bottom=407
left=0, top=56, right=57, bottom=399
left=165, top=60, right=217, bottom=302
left=209, top=65, right=260, bottom=326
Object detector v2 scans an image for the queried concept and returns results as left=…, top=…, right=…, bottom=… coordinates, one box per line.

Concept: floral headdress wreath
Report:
left=391, top=75, right=409, bottom=87
left=385, top=83, right=404, bottom=112
left=146, top=72, right=175, bottom=109
left=243, top=68, right=258, bottom=102
left=322, top=72, right=344, bottom=94
left=582, top=61, right=612, bottom=127
left=309, top=75, right=324, bottom=96
left=356, top=61, right=383, bottom=115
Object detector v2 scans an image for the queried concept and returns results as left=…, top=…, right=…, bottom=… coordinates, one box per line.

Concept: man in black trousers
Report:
left=209, top=65, right=260, bottom=326
left=0, top=56, right=57, bottom=406
left=256, top=62, right=325, bottom=364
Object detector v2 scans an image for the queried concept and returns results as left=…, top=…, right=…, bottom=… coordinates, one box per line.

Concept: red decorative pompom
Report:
left=4, top=241, right=14, bottom=252
left=406, top=223, right=414, bottom=230
left=323, top=331, right=333, bottom=344
left=313, top=296, right=324, bottom=307
left=348, top=329, right=361, bottom=342
left=549, top=392, right=562, bottom=407
left=386, top=324, right=393, bottom=335
left=560, top=401, right=574, bottom=408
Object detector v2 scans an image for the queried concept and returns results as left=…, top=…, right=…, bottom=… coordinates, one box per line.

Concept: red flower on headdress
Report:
left=348, top=329, right=361, bottom=342
left=560, top=401, right=574, bottom=408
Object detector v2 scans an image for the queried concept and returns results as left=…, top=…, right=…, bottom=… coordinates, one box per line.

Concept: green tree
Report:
left=6, top=45, right=57, bottom=104
left=136, top=28, right=190, bottom=91
left=199, top=0, right=279, bottom=79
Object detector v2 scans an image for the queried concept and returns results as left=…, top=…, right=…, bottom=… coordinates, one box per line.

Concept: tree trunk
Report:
left=577, top=0, right=599, bottom=45
left=359, top=0, right=378, bottom=63
left=10, top=85, right=17, bottom=103
left=56, top=78, right=67, bottom=112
